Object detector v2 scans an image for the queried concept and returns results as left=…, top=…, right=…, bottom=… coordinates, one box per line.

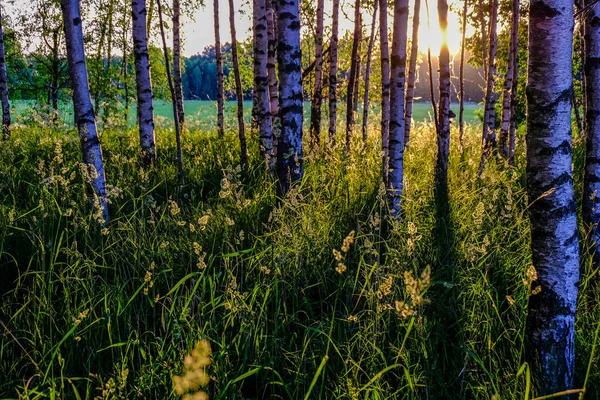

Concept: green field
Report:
left=12, top=99, right=483, bottom=130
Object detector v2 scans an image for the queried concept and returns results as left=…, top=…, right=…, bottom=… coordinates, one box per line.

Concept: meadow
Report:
left=11, top=100, right=483, bottom=129
left=0, top=113, right=598, bottom=399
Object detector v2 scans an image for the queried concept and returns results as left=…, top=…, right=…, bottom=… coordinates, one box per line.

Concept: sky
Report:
left=180, top=0, right=464, bottom=57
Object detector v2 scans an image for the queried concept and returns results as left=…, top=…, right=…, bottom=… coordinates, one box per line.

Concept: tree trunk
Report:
left=583, top=0, right=600, bottom=267
left=328, top=0, right=340, bottom=144
left=253, top=0, right=274, bottom=172
left=498, top=0, right=518, bottom=159
left=157, top=0, right=184, bottom=183
left=387, top=0, right=409, bottom=218
left=380, top=0, right=390, bottom=184
left=525, top=0, right=579, bottom=394
left=0, top=6, right=10, bottom=139
left=458, top=0, right=467, bottom=153
left=309, top=0, right=324, bottom=148
left=102, top=0, right=115, bottom=125
left=436, top=0, right=451, bottom=188
left=132, top=0, right=157, bottom=165
left=345, top=0, right=361, bottom=153
left=228, top=0, right=249, bottom=174
left=214, top=0, right=224, bottom=137
left=266, top=0, right=279, bottom=136
left=362, top=0, right=378, bottom=145
left=478, top=0, right=498, bottom=177
left=51, top=30, right=60, bottom=124
left=404, top=0, right=420, bottom=148
left=508, top=1, right=520, bottom=166
left=478, top=0, right=487, bottom=82
left=275, top=0, right=303, bottom=196
left=173, top=0, right=185, bottom=127
left=60, top=0, right=109, bottom=224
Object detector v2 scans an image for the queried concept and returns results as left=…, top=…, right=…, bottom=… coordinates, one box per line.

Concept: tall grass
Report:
left=0, top=120, right=597, bottom=399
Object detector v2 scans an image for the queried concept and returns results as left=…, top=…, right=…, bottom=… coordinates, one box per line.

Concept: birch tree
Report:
left=157, top=0, right=184, bottom=183
left=404, top=0, right=420, bottom=147
left=229, top=0, right=249, bottom=173
left=328, top=0, right=340, bottom=143
left=478, top=0, right=498, bottom=176
left=266, top=0, right=279, bottom=136
left=132, top=0, right=157, bottom=165
left=458, top=0, right=467, bottom=152
left=387, top=0, right=409, bottom=218
left=526, top=0, right=579, bottom=393
left=172, top=0, right=184, bottom=127
left=583, top=0, right=600, bottom=266
left=362, top=0, right=378, bottom=144
left=60, top=0, right=109, bottom=224
left=310, top=0, right=324, bottom=148
left=436, top=0, right=451, bottom=188
left=275, top=0, right=303, bottom=196
left=253, top=0, right=274, bottom=172
left=380, top=0, right=390, bottom=183
left=0, top=6, right=10, bottom=139
left=214, top=0, right=224, bottom=137
left=499, top=0, right=520, bottom=159
left=345, top=0, right=361, bottom=152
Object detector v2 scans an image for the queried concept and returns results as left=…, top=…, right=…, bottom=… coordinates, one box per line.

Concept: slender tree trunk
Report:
left=228, top=0, right=249, bottom=173
left=275, top=0, right=303, bottom=196
left=425, top=0, right=438, bottom=135
left=362, top=0, right=378, bottom=145
left=253, top=0, right=274, bottom=172
left=157, top=0, right=184, bottom=183
left=345, top=0, right=361, bottom=153
left=266, top=0, right=279, bottom=131
left=436, top=0, right=451, bottom=188
left=380, top=0, right=391, bottom=183
left=132, top=0, right=157, bottom=165
left=51, top=30, right=60, bottom=124
left=478, top=0, right=498, bottom=177
left=478, top=0, right=487, bottom=82
left=60, top=0, right=109, bottom=224
left=526, top=0, right=579, bottom=394
left=147, top=0, right=155, bottom=37
left=0, top=7, right=10, bottom=139
left=583, top=0, right=600, bottom=267
left=498, top=0, right=519, bottom=158
left=353, top=54, right=361, bottom=117
left=404, top=0, right=420, bottom=147
left=122, top=11, right=130, bottom=127
left=214, top=0, right=224, bottom=137
left=458, top=0, right=467, bottom=153
left=508, top=0, right=520, bottom=166
left=329, top=0, right=340, bottom=144
left=102, top=0, right=115, bottom=125
left=310, top=0, right=324, bottom=148
left=387, top=0, right=409, bottom=218
left=173, top=0, right=185, bottom=127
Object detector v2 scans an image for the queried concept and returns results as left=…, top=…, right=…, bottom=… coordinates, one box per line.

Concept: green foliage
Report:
left=1, top=118, right=598, bottom=399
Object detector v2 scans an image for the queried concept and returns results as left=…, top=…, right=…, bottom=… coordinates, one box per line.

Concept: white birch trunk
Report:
left=253, top=0, right=274, bottom=172
left=132, top=0, right=157, bottom=165
left=387, top=0, right=409, bottom=218
left=499, top=0, right=519, bottom=159
left=526, top=0, right=579, bottom=393
left=583, top=0, right=600, bottom=266
left=214, top=0, right=224, bottom=137
left=172, top=0, right=184, bottom=127
left=436, top=0, right=451, bottom=188
left=380, top=0, right=390, bottom=184
left=275, top=0, right=303, bottom=196
left=61, top=0, right=109, bottom=224
left=362, top=0, right=378, bottom=144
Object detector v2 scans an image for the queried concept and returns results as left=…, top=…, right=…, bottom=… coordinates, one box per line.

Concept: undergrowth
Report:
left=0, top=120, right=598, bottom=399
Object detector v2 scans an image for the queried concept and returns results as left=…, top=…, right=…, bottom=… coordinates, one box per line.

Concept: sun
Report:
left=416, top=0, right=464, bottom=55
